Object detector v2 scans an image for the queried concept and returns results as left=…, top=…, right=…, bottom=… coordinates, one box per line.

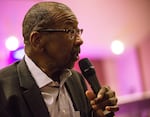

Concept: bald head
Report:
left=22, top=1, right=78, bottom=44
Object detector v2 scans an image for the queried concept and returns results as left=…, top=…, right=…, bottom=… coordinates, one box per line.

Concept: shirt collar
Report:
left=24, top=55, right=72, bottom=88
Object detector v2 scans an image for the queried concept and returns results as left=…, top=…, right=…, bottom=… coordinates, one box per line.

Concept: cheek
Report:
left=45, top=40, right=73, bottom=60
left=59, top=43, right=73, bottom=58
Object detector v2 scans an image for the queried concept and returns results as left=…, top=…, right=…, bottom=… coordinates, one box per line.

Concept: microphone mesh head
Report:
left=79, top=58, right=95, bottom=78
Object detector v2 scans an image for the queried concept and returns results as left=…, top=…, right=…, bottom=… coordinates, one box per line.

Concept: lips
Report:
left=74, top=52, right=79, bottom=61
left=72, top=47, right=80, bottom=61
left=64, top=47, right=81, bottom=68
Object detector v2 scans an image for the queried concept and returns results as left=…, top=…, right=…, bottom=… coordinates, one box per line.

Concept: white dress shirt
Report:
left=25, top=55, right=80, bottom=117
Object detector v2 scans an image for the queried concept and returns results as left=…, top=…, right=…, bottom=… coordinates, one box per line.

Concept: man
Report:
left=0, top=1, right=119, bottom=117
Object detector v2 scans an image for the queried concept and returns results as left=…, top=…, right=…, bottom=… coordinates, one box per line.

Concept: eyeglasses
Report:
left=36, top=28, right=83, bottom=40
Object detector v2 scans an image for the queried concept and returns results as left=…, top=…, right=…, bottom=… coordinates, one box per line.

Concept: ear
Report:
left=29, top=31, right=44, bottom=51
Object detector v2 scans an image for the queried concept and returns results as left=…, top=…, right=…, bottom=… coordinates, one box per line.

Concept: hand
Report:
left=85, top=86, right=119, bottom=117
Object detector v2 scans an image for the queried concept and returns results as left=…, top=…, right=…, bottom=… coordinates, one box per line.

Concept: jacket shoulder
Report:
left=0, top=61, right=20, bottom=79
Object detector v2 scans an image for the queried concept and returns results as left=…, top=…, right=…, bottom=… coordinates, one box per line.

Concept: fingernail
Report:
left=98, top=94, right=102, bottom=99
left=92, top=105, right=97, bottom=109
left=105, top=106, right=110, bottom=111
left=91, top=100, right=95, bottom=105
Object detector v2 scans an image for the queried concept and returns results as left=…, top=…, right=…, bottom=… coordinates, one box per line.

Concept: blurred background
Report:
left=0, top=0, right=150, bottom=116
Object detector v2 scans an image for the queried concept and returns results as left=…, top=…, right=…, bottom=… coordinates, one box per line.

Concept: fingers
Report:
left=86, top=86, right=112, bottom=101
left=89, top=98, right=117, bottom=111
left=86, top=86, right=119, bottom=116
left=95, top=110, right=105, bottom=117
left=105, top=89, right=116, bottom=99
left=94, top=86, right=115, bottom=104
left=105, top=105, right=119, bottom=112
left=97, top=86, right=110, bottom=99
left=99, top=97, right=118, bottom=110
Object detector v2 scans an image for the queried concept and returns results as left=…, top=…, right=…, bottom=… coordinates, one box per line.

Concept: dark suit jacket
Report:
left=0, top=59, right=93, bottom=117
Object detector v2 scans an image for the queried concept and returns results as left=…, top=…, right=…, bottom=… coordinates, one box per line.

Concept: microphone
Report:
left=79, top=58, right=100, bottom=94
left=79, top=58, right=114, bottom=117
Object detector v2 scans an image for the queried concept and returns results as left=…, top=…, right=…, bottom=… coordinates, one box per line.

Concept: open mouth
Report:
left=72, top=48, right=80, bottom=61
left=64, top=48, right=81, bottom=68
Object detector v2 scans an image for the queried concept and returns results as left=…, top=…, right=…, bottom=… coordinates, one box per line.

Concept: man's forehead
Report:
left=54, top=20, right=78, bottom=29
left=53, top=12, right=78, bottom=27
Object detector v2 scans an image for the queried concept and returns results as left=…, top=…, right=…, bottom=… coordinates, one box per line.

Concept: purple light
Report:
left=8, top=47, right=24, bottom=64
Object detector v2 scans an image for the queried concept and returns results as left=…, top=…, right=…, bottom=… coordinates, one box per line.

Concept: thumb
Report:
left=85, top=90, right=96, bottom=101
left=86, top=90, right=105, bottom=117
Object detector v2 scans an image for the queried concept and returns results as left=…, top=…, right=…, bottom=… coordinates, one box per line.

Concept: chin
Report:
left=66, top=63, right=75, bottom=69
left=65, top=60, right=76, bottom=69
left=63, top=55, right=78, bottom=69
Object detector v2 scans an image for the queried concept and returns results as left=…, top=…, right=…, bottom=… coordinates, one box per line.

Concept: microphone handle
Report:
left=86, top=75, right=101, bottom=94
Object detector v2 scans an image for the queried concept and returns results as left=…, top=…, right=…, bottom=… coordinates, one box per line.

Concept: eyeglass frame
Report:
left=35, top=28, right=83, bottom=40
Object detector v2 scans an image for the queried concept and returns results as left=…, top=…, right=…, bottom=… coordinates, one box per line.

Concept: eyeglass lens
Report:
left=69, top=29, right=83, bottom=40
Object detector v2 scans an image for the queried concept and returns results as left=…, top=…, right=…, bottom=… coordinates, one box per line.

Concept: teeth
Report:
left=76, top=54, right=79, bottom=60
left=76, top=56, right=79, bottom=60
left=71, top=47, right=80, bottom=60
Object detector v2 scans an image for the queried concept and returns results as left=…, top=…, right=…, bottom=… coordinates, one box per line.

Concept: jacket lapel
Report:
left=65, top=71, right=86, bottom=111
left=65, top=77, right=80, bottom=111
left=17, top=59, right=50, bottom=117
left=65, top=71, right=92, bottom=117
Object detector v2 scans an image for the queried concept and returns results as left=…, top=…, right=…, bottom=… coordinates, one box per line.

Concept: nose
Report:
left=74, top=36, right=84, bottom=46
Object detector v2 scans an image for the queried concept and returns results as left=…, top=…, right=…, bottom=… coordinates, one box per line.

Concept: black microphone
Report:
left=79, top=58, right=114, bottom=117
left=79, top=58, right=100, bottom=94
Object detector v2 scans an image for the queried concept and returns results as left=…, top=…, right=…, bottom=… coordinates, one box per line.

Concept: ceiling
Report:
left=0, top=0, right=150, bottom=58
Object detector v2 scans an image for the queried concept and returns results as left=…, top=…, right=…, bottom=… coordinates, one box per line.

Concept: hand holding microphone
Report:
left=79, top=58, right=119, bottom=117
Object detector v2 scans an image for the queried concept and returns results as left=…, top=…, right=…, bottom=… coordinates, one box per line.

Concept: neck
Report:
left=51, top=70, right=63, bottom=83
